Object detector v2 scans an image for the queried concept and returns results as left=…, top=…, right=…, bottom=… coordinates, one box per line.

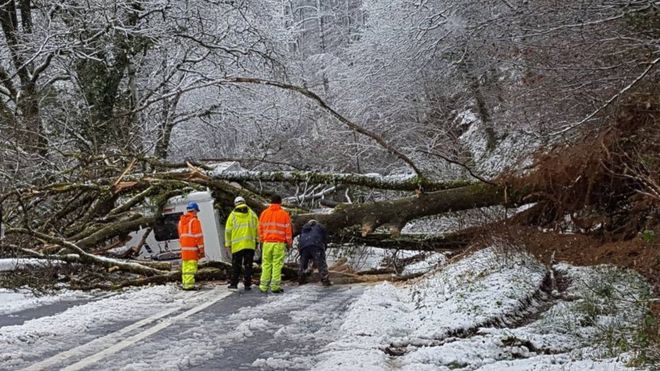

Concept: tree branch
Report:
left=551, top=56, right=660, bottom=137
left=7, top=228, right=168, bottom=276
left=222, top=77, right=424, bottom=177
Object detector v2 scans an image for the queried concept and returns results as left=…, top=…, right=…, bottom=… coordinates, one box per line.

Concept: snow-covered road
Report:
left=1, top=284, right=364, bottom=370
left=1, top=247, right=652, bottom=370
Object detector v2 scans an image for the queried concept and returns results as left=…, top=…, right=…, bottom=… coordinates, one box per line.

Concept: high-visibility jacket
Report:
left=224, top=205, right=258, bottom=253
left=258, top=203, right=293, bottom=245
left=178, top=211, right=204, bottom=261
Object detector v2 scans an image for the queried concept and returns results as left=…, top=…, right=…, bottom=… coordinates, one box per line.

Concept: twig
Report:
left=551, top=57, right=660, bottom=137
left=416, top=149, right=496, bottom=185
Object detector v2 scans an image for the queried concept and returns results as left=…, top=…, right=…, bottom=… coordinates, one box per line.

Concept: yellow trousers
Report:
left=181, top=259, right=198, bottom=289
left=259, top=242, right=286, bottom=292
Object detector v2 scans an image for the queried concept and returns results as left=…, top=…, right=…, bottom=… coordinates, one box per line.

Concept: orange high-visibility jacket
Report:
left=178, top=212, right=204, bottom=260
left=258, top=203, right=293, bottom=245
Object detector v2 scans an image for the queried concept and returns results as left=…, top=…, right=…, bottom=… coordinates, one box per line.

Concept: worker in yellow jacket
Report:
left=225, top=196, right=259, bottom=291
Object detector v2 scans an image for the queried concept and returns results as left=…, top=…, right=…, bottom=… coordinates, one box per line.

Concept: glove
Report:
left=198, top=246, right=205, bottom=258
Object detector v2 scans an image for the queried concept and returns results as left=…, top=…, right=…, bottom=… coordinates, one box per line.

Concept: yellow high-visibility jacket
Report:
left=224, top=205, right=259, bottom=253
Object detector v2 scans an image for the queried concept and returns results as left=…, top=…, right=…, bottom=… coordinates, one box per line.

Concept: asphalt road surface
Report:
left=11, top=283, right=364, bottom=371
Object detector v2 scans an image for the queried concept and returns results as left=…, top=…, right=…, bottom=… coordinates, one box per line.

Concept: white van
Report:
left=125, top=191, right=230, bottom=262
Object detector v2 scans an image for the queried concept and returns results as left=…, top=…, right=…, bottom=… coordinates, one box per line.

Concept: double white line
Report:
left=22, top=288, right=231, bottom=371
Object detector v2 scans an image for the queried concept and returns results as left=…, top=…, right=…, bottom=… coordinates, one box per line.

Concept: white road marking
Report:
left=21, top=288, right=230, bottom=371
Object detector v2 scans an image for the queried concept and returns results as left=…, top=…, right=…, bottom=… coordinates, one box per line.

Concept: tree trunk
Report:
left=295, top=183, right=509, bottom=236
left=206, top=169, right=472, bottom=192
left=333, top=228, right=476, bottom=251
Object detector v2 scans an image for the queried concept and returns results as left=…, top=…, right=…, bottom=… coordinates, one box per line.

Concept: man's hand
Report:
left=198, top=246, right=205, bottom=258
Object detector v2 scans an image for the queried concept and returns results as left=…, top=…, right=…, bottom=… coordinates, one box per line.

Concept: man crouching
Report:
left=298, top=219, right=332, bottom=286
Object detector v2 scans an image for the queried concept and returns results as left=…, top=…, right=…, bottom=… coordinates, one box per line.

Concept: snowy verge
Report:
left=312, top=247, right=650, bottom=370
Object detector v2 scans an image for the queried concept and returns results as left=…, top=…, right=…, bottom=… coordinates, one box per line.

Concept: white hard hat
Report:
left=234, top=196, right=246, bottom=206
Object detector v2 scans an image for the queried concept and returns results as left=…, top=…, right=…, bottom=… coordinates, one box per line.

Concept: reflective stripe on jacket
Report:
left=224, top=205, right=258, bottom=253
left=258, top=203, right=293, bottom=244
left=178, top=211, right=204, bottom=260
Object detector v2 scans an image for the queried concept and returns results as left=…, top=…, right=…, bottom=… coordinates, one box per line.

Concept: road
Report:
left=5, top=283, right=364, bottom=371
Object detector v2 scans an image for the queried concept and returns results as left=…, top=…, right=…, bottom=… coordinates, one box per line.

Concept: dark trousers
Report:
left=231, top=249, right=255, bottom=287
left=299, top=248, right=329, bottom=283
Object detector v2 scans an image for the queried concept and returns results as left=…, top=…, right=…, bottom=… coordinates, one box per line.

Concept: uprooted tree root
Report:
left=510, top=95, right=659, bottom=240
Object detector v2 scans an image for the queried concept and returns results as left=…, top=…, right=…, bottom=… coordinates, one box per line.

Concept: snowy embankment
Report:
left=313, top=247, right=650, bottom=370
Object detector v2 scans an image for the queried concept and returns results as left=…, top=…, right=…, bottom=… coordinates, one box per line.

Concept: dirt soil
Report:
left=493, top=225, right=659, bottom=315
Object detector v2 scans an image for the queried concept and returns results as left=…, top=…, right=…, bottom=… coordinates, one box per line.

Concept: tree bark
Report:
left=294, top=183, right=510, bottom=236
left=332, top=228, right=476, bottom=251
left=208, top=169, right=472, bottom=192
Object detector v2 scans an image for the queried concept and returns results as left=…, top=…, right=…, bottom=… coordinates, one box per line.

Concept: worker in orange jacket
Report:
left=178, top=201, right=205, bottom=290
left=258, top=194, right=293, bottom=293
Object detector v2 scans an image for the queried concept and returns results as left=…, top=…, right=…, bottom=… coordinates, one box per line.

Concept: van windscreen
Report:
left=153, top=212, right=183, bottom=241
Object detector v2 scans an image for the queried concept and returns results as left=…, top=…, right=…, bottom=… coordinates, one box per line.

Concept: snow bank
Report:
left=313, top=247, right=649, bottom=370
left=316, top=248, right=546, bottom=369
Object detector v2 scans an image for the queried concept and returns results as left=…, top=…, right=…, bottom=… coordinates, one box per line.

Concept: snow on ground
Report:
left=0, top=247, right=650, bottom=370
left=324, top=245, right=446, bottom=276
left=0, top=288, right=92, bottom=316
left=314, top=248, right=545, bottom=367
left=0, top=285, right=191, bottom=369
left=311, top=247, right=650, bottom=370
left=400, top=252, right=447, bottom=275
left=325, top=245, right=389, bottom=271
left=96, top=284, right=363, bottom=370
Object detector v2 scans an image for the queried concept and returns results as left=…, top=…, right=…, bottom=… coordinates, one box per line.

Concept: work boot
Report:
left=298, top=276, right=307, bottom=286
left=322, top=280, right=333, bottom=287
left=244, top=285, right=252, bottom=291
left=271, top=288, right=284, bottom=294
left=228, top=284, right=238, bottom=291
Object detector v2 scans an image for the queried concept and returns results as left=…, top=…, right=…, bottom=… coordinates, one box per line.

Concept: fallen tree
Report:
left=333, top=228, right=477, bottom=251
left=0, top=97, right=657, bottom=289
left=294, top=182, right=512, bottom=236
